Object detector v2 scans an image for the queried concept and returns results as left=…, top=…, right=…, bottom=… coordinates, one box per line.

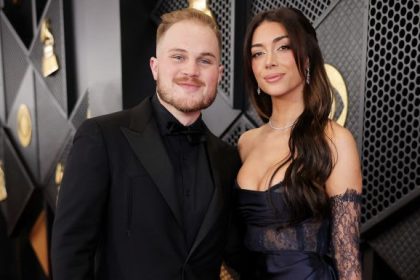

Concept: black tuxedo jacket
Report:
left=51, top=98, right=241, bottom=280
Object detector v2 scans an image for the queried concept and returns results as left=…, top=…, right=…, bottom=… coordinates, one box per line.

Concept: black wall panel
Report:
left=0, top=13, right=28, bottom=119
left=120, top=0, right=157, bottom=109
left=316, top=0, right=367, bottom=150
left=0, top=0, right=419, bottom=279
left=34, top=74, right=71, bottom=186
left=0, top=129, right=38, bottom=236
left=29, top=0, right=68, bottom=114
left=368, top=202, right=420, bottom=280
left=361, top=0, right=420, bottom=232
left=5, top=68, right=39, bottom=181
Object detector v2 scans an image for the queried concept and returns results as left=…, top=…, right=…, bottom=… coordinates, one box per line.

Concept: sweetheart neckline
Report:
left=236, top=181, right=284, bottom=193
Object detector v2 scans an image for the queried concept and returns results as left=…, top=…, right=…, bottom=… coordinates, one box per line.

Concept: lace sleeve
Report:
left=330, top=189, right=362, bottom=280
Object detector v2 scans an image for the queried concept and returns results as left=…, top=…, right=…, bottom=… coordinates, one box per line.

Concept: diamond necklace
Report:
left=268, top=118, right=295, bottom=131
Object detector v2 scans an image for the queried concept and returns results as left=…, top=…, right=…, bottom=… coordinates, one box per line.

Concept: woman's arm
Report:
left=325, top=123, right=363, bottom=280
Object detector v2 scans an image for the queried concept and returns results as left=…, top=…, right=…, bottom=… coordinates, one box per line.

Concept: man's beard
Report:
left=156, top=78, right=217, bottom=113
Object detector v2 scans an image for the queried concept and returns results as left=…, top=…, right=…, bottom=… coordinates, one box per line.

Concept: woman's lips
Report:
left=264, top=73, right=284, bottom=83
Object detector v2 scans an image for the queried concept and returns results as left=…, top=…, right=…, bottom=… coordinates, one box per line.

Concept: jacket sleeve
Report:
left=222, top=147, right=256, bottom=280
left=51, top=119, right=110, bottom=280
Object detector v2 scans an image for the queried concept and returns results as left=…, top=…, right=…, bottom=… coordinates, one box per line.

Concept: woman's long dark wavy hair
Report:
left=243, top=7, right=335, bottom=222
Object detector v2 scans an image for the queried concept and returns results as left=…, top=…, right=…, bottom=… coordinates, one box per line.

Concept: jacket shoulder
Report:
left=84, top=109, right=131, bottom=128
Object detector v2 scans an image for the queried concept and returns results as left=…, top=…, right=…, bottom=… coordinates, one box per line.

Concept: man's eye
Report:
left=172, top=55, right=185, bottom=61
left=200, top=59, right=212, bottom=64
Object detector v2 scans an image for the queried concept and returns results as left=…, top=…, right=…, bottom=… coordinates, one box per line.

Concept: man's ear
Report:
left=217, top=64, right=224, bottom=84
left=150, top=57, right=158, bottom=81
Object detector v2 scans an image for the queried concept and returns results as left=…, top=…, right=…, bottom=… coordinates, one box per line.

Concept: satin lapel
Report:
left=120, top=99, right=182, bottom=227
left=186, top=132, right=224, bottom=260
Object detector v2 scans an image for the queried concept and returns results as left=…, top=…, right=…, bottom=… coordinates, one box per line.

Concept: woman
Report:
left=236, top=7, right=362, bottom=280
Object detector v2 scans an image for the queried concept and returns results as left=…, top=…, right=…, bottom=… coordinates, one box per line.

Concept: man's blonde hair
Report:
left=157, top=8, right=222, bottom=52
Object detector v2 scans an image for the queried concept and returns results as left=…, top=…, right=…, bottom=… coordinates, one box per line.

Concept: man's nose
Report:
left=182, top=61, right=199, bottom=77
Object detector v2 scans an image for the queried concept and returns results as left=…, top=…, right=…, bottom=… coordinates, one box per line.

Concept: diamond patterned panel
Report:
left=29, top=0, right=67, bottom=114
left=244, top=104, right=264, bottom=128
left=221, top=113, right=257, bottom=146
left=6, top=68, right=39, bottom=181
left=34, top=74, right=72, bottom=185
left=42, top=133, right=74, bottom=211
left=69, top=90, right=89, bottom=130
left=1, top=0, right=34, bottom=48
left=0, top=94, right=3, bottom=126
left=0, top=13, right=29, bottom=119
left=0, top=131, right=37, bottom=235
left=0, top=19, right=4, bottom=123
left=0, top=127, right=4, bottom=188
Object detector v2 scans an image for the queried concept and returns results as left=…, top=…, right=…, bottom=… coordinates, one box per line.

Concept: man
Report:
left=51, top=8, right=241, bottom=280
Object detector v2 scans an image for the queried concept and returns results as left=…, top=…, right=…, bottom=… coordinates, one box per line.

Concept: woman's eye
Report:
left=251, top=51, right=264, bottom=58
left=277, top=45, right=291, bottom=51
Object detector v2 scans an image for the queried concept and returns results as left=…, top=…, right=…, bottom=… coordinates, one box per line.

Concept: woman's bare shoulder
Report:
left=325, top=121, right=362, bottom=196
left=237, top=126, right=265, bottom=161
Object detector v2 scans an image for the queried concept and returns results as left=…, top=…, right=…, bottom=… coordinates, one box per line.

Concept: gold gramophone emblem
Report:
left=17, top=104, right=32, bottom=147
left=188, top=0, right=214, bottom=18
left=40, top=19, right=59, bottom=77
left=325, top=64, right=348, bottom=126
left=0, top=162, right=7, bottom=202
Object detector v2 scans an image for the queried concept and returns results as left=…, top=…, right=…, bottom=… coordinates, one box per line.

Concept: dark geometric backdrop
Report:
left=0, top=0, right=419, bottom=279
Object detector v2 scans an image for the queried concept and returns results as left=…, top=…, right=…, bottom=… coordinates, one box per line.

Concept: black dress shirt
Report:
left=151, top=95, right=214, bottom=249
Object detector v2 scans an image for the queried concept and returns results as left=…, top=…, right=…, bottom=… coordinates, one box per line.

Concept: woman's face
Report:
left=250, top=21, right=304, bottom=100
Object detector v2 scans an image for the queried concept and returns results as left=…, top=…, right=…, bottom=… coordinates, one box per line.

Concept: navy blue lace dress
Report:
left=236, top=182, right=361, bottom=280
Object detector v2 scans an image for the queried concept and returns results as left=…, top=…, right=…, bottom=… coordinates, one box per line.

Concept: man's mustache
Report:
left=173, top=77, right=205, bottom=87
